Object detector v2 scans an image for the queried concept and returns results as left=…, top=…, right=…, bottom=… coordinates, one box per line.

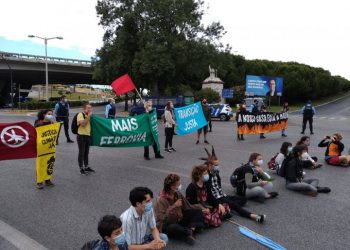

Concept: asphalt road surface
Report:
left=1, top=97, right=350, bottom=250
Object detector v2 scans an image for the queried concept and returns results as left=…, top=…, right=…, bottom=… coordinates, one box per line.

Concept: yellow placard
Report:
left=36, top=153, right=56, bottom=183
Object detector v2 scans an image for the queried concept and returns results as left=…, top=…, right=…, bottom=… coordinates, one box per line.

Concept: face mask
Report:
left=114, top=233, right=126, bottom=246
left=203, top=174, right=209, bottom=182
left=177, top=184, right=183, bottom=192
left=144, top=202, right=153, bottom=213
left=45, top=114, right=54, bottom=121
left=288, top=146, right=293, bottom=153
left=63, top=98, right=67, bottom=102
left=257, top=160, right=264, bottom=166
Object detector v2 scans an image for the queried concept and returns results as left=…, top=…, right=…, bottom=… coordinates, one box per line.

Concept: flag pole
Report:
left=134, top=88, right=144, bottom=103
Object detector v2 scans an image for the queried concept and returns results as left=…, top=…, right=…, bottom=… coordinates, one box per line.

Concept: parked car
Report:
left=208, top=103, right=233, bottom=121
left=129, top=96, right=186, bottom=118
left=243, top=97, right=266, bottom=113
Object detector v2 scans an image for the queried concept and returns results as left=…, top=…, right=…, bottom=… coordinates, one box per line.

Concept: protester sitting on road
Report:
left=105, top=98, right=116, bottom=119
left=275, top=142, right=293, bottom=174
left=34, top=109, right=55, bottom=189
left=81, top=215, right=128, bottom=250
left=154, top=174, right=204, bottom=246
left=283, top=145, right=331, bottom=196
left=77, top=102, right=95, bottom=175
left=143, top=101, right=164, bottom=160
left=186, top=165, right=231, bottom=228
left=296, top=136, right=322, bottom=169
left=243, top=153, right=278, bottom=202
left=164, top=101, right=177, bottom=153
left=318, top=133, right=350, bottom=166
left=202, top=146, right=266, bottom=223
left=236, top=103, right=246, bottom=141
left=281, top=102, right=289, bottom=137
left=196, top=99, right=210, bottom=145
left=120, top=187, right=168, bottom=250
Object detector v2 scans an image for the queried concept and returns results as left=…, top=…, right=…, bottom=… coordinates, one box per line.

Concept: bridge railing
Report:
left=0, top=51, right=92, bottom=66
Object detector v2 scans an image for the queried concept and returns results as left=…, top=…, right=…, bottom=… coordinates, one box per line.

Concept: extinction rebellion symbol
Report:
left=0, top=125, right=29, bottom=148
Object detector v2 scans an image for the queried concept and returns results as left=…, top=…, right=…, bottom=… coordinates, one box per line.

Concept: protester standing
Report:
left=281, top=102, right=289, bottom=137
left=34, top=109, right=56, bottom=189
left=301, top=100, right=315, bottom=134
left=105, top=98, right=117, bottom=119
left=196, top=99, right=210, bottom=144
left=164, top=101, right=176, bottom=153
left=55, top=95, right=74, bottom=143
left=236, top=103, right=246, bottom=141
left=143, top=101, right=164, bottom=160
left=77, top=102, right=95, bottom=175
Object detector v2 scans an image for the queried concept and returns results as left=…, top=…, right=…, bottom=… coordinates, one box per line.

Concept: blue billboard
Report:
left=246, top=75, right=283, bottom=96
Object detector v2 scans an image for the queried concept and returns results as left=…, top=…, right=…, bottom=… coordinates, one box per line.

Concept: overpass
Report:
left=0, top=51, right=101, bottom=106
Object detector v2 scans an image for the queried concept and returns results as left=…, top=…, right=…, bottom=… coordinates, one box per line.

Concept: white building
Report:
left=202, top=66, right=224, bottom=103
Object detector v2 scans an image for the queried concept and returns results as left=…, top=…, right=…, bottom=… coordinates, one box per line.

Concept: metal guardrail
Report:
left=0, top=51, right=91, bottom=66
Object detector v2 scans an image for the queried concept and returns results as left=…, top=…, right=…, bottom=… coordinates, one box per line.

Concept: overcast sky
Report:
left=1, top=0, right=349, bottom=80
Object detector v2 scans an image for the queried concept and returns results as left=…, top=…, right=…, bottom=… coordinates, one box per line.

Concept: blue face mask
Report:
left=177, top=184, right=183, bottom=192
left=144, top=202, right=153, bottom=213
left=203, top=174, right=209, bottom=182
left=114, top=232, right=126, bottom=246
left=45, top=114, right=54, bottom=121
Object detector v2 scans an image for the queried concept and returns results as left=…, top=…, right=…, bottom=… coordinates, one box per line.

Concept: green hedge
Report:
left=18, top=100, right=85, bottom=110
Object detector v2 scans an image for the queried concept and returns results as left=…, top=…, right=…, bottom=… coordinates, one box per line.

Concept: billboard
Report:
left=246, top=75, right=283, bottom=96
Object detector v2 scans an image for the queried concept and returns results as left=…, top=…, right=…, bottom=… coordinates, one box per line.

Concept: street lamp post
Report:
left=28, top=35, right=63, bottom=101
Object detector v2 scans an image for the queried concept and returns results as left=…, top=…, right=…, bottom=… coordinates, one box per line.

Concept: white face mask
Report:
left=301, top=152, right=308, bottom=159
left=257, top=159, right=264, bottom=166
left=288, top=146, right=293, bottom=153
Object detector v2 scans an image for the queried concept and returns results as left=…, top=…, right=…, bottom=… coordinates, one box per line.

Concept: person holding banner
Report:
left=196, top=99, right=210, bottom=145
left=164, top=101, right=177, bottom=153
left=281, top=102, right=289, bottom=137
left=34, top=109, right=56, bottom=189
left=143, top=101, right=164, bottom=160
left=236, top=103, right=246, bottom=141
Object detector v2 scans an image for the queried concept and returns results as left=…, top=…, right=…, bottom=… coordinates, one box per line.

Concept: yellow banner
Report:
left=35, top=123, right=61, bottom=183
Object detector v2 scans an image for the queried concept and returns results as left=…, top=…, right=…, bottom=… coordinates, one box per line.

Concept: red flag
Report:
left=111, top=74, right=136, bottom=95
left=0, top=122, right=37, bottom=161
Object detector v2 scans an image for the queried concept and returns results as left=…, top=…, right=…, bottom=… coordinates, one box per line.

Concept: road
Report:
left=1, top=96, right=350, bottom=250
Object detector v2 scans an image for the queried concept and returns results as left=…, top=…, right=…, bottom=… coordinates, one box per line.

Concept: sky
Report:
left=1, top=0, right=350, bottom=80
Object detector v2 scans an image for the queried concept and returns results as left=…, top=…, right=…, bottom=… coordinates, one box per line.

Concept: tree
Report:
left=195, top=88, right=221, bottom=103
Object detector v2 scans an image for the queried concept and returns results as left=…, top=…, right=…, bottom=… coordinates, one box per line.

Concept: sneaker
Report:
left=67, top=139, right=74, bottom=143
left=282, top=134, right=287, bottom=137
left=268, top=192, right=279, bottom=198
left=155, top=154, right=164, bottom=159
left=260, top=135, right=266, bottom=139
left=301, top=131, right=305, bottom=134
left=314, top=164, right=323, bottom=169
left=185, top=235, right=196, bottom=245
left=36, top=183, right=44, bottom=189
left=164, top=148, right=171, bottom=153
left=317, top=187, right=331, bottom=193
left=170, top=147, right=176, bottom=152
left=204, top=140, right=209, bottom=144
left=80, top=169, right=87, bottom=175
left=45, top=180, right=55, bottom=186
left=85, top=167, right=95, bottom=173
left=310, top=132, right=314, bottom=135
left=144, top=156, right=151, bottom=160
left=196, top=140, right=199, bottom=145
left=256, top=214, right=266, bottom=223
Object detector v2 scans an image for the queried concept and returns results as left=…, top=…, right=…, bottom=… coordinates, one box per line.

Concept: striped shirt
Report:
left=120, top=206, right=156, bottom=245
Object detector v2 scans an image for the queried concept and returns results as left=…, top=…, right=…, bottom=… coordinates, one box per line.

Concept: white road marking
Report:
left=318, top=117, right=327, bottom=120
left=0, top=220, right=48, bottom=250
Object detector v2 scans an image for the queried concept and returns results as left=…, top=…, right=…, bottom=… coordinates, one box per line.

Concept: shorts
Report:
left=325, top=156, right=340, bottom=166
left=198, top=125, right=208, bottom=134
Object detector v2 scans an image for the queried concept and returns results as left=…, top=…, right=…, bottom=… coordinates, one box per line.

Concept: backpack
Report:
left=230, top=163, right=249, bottom=196
left=268, top=153, right=279, bottom=170
left=80, top=239, right=100, bottom=250
left=71, top=112, right=85, bottom=135
left=278, top=155, right=293, bottom=177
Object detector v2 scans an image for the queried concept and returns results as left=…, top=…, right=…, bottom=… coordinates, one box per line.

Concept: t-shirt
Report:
left=77, top=113, right=90, bottom=136
left=275, top=153, right=285, bottom=167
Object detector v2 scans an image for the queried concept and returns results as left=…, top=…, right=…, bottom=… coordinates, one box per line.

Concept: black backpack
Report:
left=230, top=163, right=249, bottom=196
left=81, top=239, right=100, bottom=250
left=278, top=155, right=293, bottom=177
left=71, top=112, right=85, bottom=135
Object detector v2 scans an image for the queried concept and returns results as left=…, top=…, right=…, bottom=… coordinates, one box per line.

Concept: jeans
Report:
left=143, top=233, right=169, bottom=245
left=165, top=127, right=173, bottom=148
left=56, top=116, right=71, bottom=140
left=302, top=116, right=313, bottom=133
left=77, top=135, right=91, bottom=169
left=217, top=195, right=251, bottom=218
left=245, top=182, right=274, bottom=200
left=286, top=179, right=319, bottom=193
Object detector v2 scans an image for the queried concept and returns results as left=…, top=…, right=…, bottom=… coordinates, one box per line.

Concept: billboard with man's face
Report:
left=246, top=75, right=283, bottom=96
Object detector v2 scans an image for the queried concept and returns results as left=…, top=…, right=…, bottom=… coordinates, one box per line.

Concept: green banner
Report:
left=91, top=111, right=160, bottom=149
